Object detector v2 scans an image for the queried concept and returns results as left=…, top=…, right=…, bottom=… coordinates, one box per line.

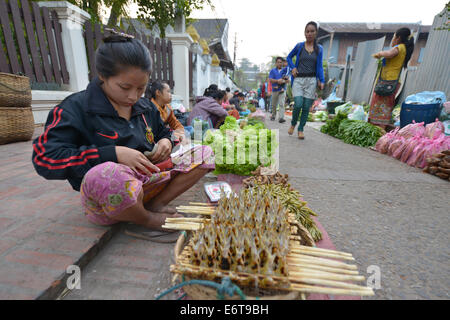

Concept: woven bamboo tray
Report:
left=167, top=204, right=374, bottom=300
left=173, top=231, right=303, bottom=300
left=0, top=73, right=31, bottom=108
left=0, top=107, right=35, bottom=145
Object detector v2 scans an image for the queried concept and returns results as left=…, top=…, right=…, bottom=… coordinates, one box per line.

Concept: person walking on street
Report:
left=287, top=21, right=325, bottom=139
left=368, top=27, right=414, bottom=130
left=269, top=57, right=289, bottom=122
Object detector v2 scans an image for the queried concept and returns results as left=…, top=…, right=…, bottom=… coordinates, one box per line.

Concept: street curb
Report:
left=36, top=224, right=121, bottom=300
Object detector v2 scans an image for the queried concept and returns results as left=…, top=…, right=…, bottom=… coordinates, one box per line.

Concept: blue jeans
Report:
left=291, top=96, right=314, bottom=132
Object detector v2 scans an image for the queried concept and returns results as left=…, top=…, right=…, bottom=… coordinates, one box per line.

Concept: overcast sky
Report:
left=189, top=0, right=447, bottom=68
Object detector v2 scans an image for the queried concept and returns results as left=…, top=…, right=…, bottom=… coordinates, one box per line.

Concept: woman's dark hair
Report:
left=203, top=84, right=218, bottom=96
left=145, top=80, right=169, bottom=99
left=96, top=35, right=152, bottom=78
left=305, top=21, right=319, bottom=54
left=204, top=84, right=225, bottom=101
left=394, top=28, right=415, bottom=68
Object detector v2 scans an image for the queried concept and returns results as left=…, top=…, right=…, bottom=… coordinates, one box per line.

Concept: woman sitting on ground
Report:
left=146, top=80, right=186, bottom=142
left=32, top=34, right=215, bottom=231
left=187, top=85, right=228, bottom=129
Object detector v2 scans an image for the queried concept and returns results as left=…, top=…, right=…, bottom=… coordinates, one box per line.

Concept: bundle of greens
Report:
left=320, top=112, right=348, bottom=137
left=314, top=111, right=329, bottom=122
left=203, top=116, right=278, bottom=176
left=336, top=120, right=384, bottom=147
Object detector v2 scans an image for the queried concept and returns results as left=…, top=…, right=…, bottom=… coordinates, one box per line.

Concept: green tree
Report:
left=44, top=0, right=213, bottom=37
left=136, top=0, right=213, bottom=38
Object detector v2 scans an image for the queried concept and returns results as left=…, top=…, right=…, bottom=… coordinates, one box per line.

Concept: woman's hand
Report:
left=173, top=130, right=185, bottom=143
left=318, top=82, right=324, bottom=90
left=149, top=138, right=172, bottom=164
left=373, top=52, right=382, bottom=59
left=291, top=68, right=298, bottom=77
left=115, top=146, right=160, bottom=175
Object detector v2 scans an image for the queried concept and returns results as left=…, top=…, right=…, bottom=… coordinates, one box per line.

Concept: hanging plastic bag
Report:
left=388, top=136, right=405, bottom=156
left=400, top=134, right=422, bottom=163
left=348, top=105, right=366, bottom=121
left=375, top=128, right=399, bottom=154
left=405, top=91, right=446, bottom=105
left=393, top=138, right=410, bottom=160
left=424, top=120, right=445, bottom=139
left=398, top=121, right=425, bottom=139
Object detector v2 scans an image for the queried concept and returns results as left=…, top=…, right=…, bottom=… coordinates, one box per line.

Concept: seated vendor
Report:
left=146, top=80, right=186, bottom=142
left=187, top=84, right=228, bottom=129
left=32, top=33, right=215, bottom=231
left=229, top=92, right=245, bottom=112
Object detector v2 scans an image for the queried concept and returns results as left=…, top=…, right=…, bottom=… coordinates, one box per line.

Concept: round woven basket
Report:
left=0, top=73, right=32, bottom=108
left=173, top=232, right=311, bottom=300
left=0, top=107, right=35, bottom=145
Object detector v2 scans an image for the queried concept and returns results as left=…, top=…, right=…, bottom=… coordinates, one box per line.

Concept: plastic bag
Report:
left=443, top=120, right=450, bottom=136
left=388, top=137, right=405, bottom=156
left=397, top=121, right=425, bottom=139
left=375, top=128, right=399, bottom=154
left=248, top=109, right=266, bottom=122
left=400, top=135, right=422, bottom=163
left=424, top=120, right=445, bottom=139
left=258, top=98, right=265, bottom=109
left=335, top=102, right=353, bottom=115
left=348, top=105, right=366, bottom=121
left=393, top=138, right=410, bottom=160
left=407, top=139, right=430, bottom=167
left=405, top=91, right=447, bottom=105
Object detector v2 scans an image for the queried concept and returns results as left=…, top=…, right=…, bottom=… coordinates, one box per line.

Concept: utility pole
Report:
left=232, top=32, right=237, bottom=80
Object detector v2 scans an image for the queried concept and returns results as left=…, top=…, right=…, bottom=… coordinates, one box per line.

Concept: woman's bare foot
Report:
left=145, top=211, right=183, bottom=232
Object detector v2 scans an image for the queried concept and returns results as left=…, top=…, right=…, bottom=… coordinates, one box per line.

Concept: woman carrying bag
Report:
left=369, top=27, right=415, bottom=130
left=287, top=21, right=325, bottom=140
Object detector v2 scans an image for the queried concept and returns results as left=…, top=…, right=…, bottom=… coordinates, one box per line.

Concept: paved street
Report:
left=64, top=116, right=449, bottom=300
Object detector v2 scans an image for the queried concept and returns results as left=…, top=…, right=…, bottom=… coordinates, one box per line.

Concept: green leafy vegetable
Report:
left=203, top=117, right=278, bottom=176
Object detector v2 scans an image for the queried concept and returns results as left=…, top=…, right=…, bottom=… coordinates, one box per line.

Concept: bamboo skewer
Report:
left=291, top=245, right=353, bottom=258
left=177, top=206, right=215, bottom=210
left=189, top=202, right=217, bottom=207
left=289, top=249, right=355, bottom=261
left=176, top=210, right=214, bottom=215
left=290, top=284, right=374, bottom=296
left=166, top=217, right=209, bottom=223
left=163, top=223, right=201, bottom=231
left=288, top=262, right=360, bottom=275
left=287, top=255, right=358, bottom=270
left=288, top=270, right=365, bottom=282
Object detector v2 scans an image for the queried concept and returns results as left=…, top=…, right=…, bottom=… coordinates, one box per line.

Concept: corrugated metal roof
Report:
left=398, top=8, right=450, bottom=101
left=318, top=22, right=431, bottom=34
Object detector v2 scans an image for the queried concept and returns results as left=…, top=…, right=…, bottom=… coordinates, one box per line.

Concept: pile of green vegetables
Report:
left=321, top=114, right=383, bottom=147
left=320, top=112, right=348, bottom=137
left=203, top=116, right=278, bottom=176
left=336, top=120, right=383, bottom=147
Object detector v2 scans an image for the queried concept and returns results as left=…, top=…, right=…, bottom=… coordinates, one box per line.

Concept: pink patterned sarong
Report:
left=80, top=145, right=215, bottom=225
